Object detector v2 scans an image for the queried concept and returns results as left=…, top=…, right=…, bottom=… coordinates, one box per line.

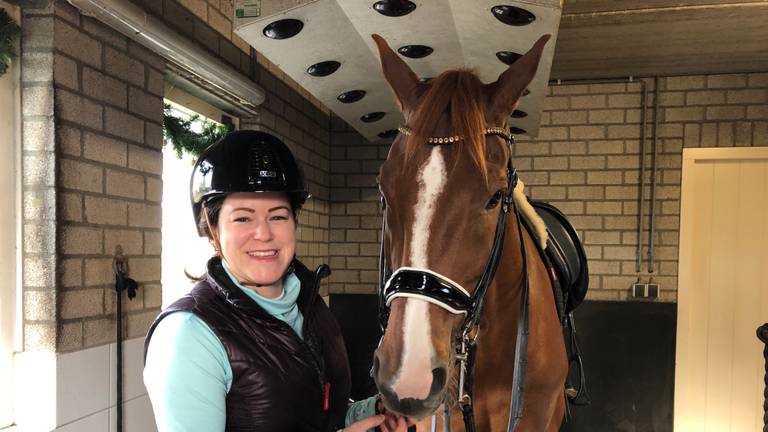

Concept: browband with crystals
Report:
left=397, top=125, right=513, bottom=144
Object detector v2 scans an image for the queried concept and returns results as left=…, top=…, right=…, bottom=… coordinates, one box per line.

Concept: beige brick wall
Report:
left=56, top=2, right=164, bottom=349
left=19, top=2, right=165, bottom=352
left=328, top=73, right=768, bottom=300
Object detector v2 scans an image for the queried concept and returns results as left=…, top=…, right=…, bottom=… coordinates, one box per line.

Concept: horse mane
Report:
left=405, top=69, right=491, bottom=183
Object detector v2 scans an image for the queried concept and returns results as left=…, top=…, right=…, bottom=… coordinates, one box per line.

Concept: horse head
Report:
left=370, top=33, right=550, bottom=420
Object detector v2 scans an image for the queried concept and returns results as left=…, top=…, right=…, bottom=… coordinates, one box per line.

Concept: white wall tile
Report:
left=109, top=395, right=157, bottom=432
left=109, top=337, right=148, bottom=406
left=55, top=410, right=108, bottom=432
left=56, top=345, right=110, bottom=426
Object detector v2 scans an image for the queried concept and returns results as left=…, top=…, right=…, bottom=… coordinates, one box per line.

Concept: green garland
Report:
left=0, top=8, right=21, bottom=77
left=163, top=104, right=233, bottom=158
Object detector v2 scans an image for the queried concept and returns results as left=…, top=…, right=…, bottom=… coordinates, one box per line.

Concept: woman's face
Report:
left=215, top=192, right=296, bottom=291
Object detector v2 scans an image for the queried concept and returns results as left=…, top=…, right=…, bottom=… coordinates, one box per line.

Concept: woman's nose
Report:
left=251, top=221, right=274, bottom=241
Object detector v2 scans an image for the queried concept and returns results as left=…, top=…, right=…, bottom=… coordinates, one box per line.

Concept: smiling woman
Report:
left=144, top=130, right=409, bottom=432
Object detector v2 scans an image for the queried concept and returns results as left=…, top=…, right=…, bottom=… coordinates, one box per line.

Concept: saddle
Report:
left=522, top=199, right=589, bottom=315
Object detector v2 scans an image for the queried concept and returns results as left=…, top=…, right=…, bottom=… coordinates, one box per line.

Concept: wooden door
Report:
left=675, top=147, right=768, bottom=431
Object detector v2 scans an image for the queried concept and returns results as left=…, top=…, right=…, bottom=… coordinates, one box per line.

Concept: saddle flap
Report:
left=528, top=200, right=589, bottom=313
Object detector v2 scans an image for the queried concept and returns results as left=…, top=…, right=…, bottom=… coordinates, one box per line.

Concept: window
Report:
left=161, top=91, right=238, bottom=307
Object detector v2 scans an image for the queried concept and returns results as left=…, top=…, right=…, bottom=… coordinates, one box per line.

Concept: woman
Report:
left=144, top=130, right=406, bottom=431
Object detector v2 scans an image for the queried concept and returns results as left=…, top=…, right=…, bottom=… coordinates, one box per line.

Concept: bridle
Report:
left=377, top=126, right=531, bottom=432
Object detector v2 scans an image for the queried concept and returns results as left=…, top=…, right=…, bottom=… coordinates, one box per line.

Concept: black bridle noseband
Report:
left=377, top=126, right=531, bottom=432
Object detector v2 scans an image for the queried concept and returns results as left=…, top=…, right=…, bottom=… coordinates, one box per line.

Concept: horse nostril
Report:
left=430, top=367, right=447, bottom=394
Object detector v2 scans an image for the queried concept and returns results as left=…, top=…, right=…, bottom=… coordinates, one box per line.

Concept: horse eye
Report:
left=485, top=190, right=504, bottom=210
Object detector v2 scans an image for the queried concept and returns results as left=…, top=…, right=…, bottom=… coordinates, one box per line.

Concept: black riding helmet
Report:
left=190, top=130, right=310, bottom=237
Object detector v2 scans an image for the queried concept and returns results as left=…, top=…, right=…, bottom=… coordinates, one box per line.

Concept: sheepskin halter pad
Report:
left=512, top=180, right=548, bottom=250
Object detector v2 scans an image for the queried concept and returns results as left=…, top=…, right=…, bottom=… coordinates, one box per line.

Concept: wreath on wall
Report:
left=0, top=8, right=21, bottom=77
left=163, top=104, right=233, bottom=158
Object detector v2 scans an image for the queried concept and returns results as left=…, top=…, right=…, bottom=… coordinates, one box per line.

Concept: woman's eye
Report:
left=234, top=216, right=250, bottom=223
left=485, top=190, right=504, bottom=210
left=270, top=215, right=289, bottom=221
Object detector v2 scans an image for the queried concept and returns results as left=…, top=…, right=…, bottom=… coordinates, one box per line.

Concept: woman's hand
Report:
left=342, top=413, right=409, bottom=432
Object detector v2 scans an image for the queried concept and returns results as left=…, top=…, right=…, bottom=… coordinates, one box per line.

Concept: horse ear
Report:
left=486, top=34, right=551, bottom=120
left=371, top=34, right=420, bottom=113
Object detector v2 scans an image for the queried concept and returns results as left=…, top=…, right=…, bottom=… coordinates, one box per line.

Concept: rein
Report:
left=377, top=126, right=531, bottom=432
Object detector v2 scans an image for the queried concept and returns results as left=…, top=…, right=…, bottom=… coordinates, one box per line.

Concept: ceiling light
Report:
left=397, top=45, right=433, bottom=59
left=378, top=129, right=398, bottom=139
left=307, top=61, right=341, bottom=77
left=373, top=0, right=416, bottom=17
left=361, top=112, right=386, bottom=123
left=496, top=51, right=522, bottom=65
left=263, top=19, right=303, bottom=39
left=337, top=90, right=366, bottom=103
left=491, top=5, right=536, bottom=26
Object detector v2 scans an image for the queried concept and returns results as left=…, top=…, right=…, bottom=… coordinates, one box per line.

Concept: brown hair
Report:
left=406, top=69, right=491, bottom=183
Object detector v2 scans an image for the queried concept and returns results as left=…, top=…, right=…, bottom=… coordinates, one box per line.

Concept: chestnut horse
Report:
left=371, top=34, right=568, bottom=431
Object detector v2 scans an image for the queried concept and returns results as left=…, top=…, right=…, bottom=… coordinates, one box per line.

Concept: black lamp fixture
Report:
left=397, top=45, right=433, bottom=59
left=510, top=127, right=527, bottom=135
left=378, top=129, right=399, bottom=139
left=511, top=110, right=528, bottom=118
left=337, top=90, right=366, bottom=104
left=263, top=18, right=304, bottom=39
left=307, top=61, right=341, bottom=77
left=491, top=5, right=536, bottom=26
left=361, top=112, right=386, bottom=123
left=373, top=0, right=416, bottom=17
left=496, top=51, right=522, bottom=66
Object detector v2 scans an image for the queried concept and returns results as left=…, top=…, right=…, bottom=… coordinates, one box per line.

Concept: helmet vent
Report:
left=248, top=145, right=280, bottom=184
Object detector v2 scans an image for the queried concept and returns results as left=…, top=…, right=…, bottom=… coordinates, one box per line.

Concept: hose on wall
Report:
left=113, top=246, right=139, bottom=432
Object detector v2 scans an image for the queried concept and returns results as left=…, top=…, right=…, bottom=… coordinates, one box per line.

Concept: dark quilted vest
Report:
left=145, top=257, right=351, bottom=432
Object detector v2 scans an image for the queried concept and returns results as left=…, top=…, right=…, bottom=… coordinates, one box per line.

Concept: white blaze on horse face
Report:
left=391, top=146, right=446, bottom=400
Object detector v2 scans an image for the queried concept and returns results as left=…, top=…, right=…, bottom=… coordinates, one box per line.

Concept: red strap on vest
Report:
left=323, top=382, right=331, bottom=411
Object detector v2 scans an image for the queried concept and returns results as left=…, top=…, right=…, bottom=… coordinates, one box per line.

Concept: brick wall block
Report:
left=81, top=15, right=127, bottom=50
left=533, top=156, right=568, bottom=170
left=665, top=76, right=705, bottom=90
left=665, top=107, right=704, bottom=122
left=83, top=318, right=116, bottom=346
left=24, top=290, right=55, bottom=320
left=586, top=171, right=623, bottom=184
left=23, top=220, right=56, bottom=254
left=61, top=258, right=83, bottom=287
left=56, top=89, right=103, bottom=130
left=84, top=196, right=128, bottom=225
left=145, top=176, right=162, bottom=202
left=104, top=229, right=143, bottom=255
left=61, top=225, right=103, bottom=255
left=528, top=185, right=566, bottom=200
left=129, top=86, right=163, bottom=121
left=144, top=231, right=162, bottom=255
left=23, top=152, right=56, bottom=187
left=536, top=126, right=568, bottom=141
left=22, top=85, right=54, bottom=117
left=568, top=186, right=604, bottom=200
left=570, top=125, right=606, bottom=139
left=83, top=132, right=128, bottom=166
left=24, top=255, right=56, bottom=288
left=57, top=124, right=81, bottom=156
left=23, top=51, right=53, bottom=82
left=346, top=257, right=377, bottom=270
left=707, top=74, right=747, bottom=89
left=84, top=257, right=113, bottom=285
left=550, top=141, right=586, bottom=155
left=145, top=122, right=164, bottom=149
left=55, top=19, right=101, bottom=69
left=706, top=106, right=746, bottom=121
left=569, top=155, right=606, bottom=170
left=126, top=257, right=161, bottom=282
left=106, top=169, right=145, bottom=199
left=105, top=107, right=145, bottom=143
left=588, top=109, right=625, bottom=124
left=128, top=202, right=162, bottom=228
left=104, top=45, right=144, bottom=88
left=551, top=110, right=587, bottom=125
left=571, top=95, right=607, bottom=109
left=685, top=90, right=726, bottom=105
left=83, top=67, right=127, bottom=108
left=60, top=289, right=104, bottom=319
left=128, top=145, right=163, bottom=174
left=60, top=158, right=103, bottom=193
